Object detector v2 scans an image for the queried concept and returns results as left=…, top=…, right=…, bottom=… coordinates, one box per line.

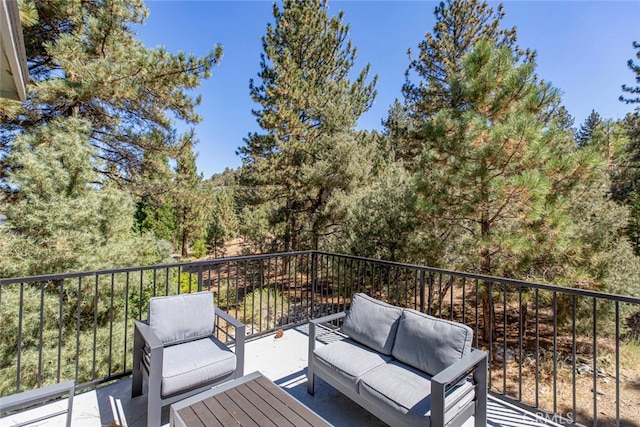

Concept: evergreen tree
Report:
left=134, top=152, right=177, bottom=242
left=0, top=0, right=221, bottom=188
left=550, top=106, right=576, bottom=134
left=174, top=131, right=208, bottom=258
left=238, top=0, right=376, bottom=251
left=413, top=40, right=581, bottom=276
left=576, top=110, right=603, bottom=147
left=337, top=162, right=419, bottom=262
left=404, top=37, right=631, bottom=338
left=0, top=117, right=166, bottom=277
left=402, top=0, right=527, bottom=121
left=205, top=184, right=239, bottom=258
left=620, top=41, right=640, bottom=105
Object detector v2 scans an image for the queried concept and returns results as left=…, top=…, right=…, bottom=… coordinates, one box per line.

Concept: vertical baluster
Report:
left=592, top=298, right=598, bottom=427
left=17, top=283, right=24, bottom=392
left=552, top=292, right=557, bottom=415
left=92, top=275, right=99, bottom=380
left=38, top=282, right=44, bottom=387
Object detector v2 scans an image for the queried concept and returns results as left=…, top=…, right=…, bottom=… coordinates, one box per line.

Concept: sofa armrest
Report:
left=430, top=348, right=488, bottom=427
left=215, top=307, right=245, bottom=377
left=310, top=311, right=347, bottom=326
left=309, top=311, right=346, bottom=350
left=307, top=311, right=347, bottom=396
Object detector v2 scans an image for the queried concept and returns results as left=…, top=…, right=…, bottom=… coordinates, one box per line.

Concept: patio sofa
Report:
left=307, top=293, right=487, bottom=427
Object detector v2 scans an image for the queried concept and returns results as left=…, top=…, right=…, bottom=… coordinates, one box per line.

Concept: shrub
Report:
left=239, top=288, right=289, bottom=333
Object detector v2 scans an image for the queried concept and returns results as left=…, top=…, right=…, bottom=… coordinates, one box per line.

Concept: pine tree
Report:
left=205, top=184, right=238, bottom=258
left=402, top=0, right=527, bottom=121
left=407, top=39, right=625, bottom=339
left=134, top=152, right=177, bottom=242
left=576, top=110, right=603, bottom=147
left=0, top=117, right=165, bottom=277
left=174, top=131, right=208, bottom=258
left=0, top=0, right=221, bottom=188
left=238, top=0, right=376, bottom=251
left=620, top=41, right=640, bottom=105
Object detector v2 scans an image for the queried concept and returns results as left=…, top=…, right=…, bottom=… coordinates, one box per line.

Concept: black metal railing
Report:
left=1, top=251, right=639, bottom=426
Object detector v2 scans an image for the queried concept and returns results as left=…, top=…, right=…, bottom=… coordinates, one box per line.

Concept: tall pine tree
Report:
left=174, top=131, right=208, bottom=258
left=238, top=0, right=376, bottom=251
left=0, top=0, right=221, bottom=189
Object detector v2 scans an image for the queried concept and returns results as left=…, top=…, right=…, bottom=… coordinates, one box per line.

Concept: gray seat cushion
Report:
left=313, top=338, right=392, bottom=393
left=161, top=337, right=236, bottom=397
left=340, top=293, right=403, bottom=355
left=359, top=360, right=475, bottom=426
left=148, top=292, right=216, bottom=345
left=392, top=309, right=473, bottom=376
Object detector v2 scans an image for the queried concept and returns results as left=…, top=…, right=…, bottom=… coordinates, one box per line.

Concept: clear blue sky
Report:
left=137, top=1, right=640, bottom=178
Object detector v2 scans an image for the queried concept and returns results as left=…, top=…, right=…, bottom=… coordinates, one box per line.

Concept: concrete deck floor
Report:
left=1, top=325, right=561, bottom=427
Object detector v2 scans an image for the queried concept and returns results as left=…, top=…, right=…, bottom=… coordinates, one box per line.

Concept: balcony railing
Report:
left=1, top=251, right=639, bottom=426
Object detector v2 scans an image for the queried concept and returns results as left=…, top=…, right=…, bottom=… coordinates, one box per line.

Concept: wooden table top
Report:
left=170, top=372, right=331, bottom=427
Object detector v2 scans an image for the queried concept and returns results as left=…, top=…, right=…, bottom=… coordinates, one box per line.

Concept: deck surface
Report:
left=1, top=324, right=562, bottom=427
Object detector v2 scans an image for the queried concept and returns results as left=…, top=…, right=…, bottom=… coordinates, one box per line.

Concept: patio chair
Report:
left=131, top=291, right=245, bottom=427
left=0, top=380, right=75, bottom=427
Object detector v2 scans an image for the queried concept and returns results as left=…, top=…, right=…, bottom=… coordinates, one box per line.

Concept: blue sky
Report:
left=137, top=1, right=640, bottom=178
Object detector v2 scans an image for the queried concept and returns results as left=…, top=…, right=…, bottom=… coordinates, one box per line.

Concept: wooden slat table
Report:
left=170, top=371, right=331, bottom=427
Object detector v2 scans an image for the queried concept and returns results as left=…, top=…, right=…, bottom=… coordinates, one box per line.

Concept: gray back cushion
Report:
left=341, top=293, right=403, bottom=355
left=148, top=291, right=215, bottom=345
left=392, top=309, right=473, bottom=376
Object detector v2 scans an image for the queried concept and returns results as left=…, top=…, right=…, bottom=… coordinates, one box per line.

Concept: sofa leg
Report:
left=307, top=373, right=315, bottom=396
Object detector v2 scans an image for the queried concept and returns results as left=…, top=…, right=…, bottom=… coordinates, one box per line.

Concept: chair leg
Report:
left=147, top=348, right=164, bottom=427
left=65, top=383, right=74, bottom=427
left=147, top=392, right=161, bottom=427
left=132, top=326, right=143, bottom=398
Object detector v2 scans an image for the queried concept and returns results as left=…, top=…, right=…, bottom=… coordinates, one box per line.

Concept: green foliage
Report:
left=206, top=185, right=239, bottom=257
left=238, top=204, right=274, bottom=255
left=174, top=132, right=209, bottom=258
left=238, top=0, right=377, bottom=252
left=620, top=40, right=640, bottom=105
left=179, top=272, right=200, bottom=294
left=0, top=276, right=133, bottom=396
left=215, top=285, right=238, bottom=311
left=576, top=110, right=603, bottom=147
left=0, top=117, right=170, bottom=277
left=239, top=288, right=289, bottom=333
left=134, top=153, right=178, bottom=243
left=402, top=0, right=528, bottom=125
left=336, top=162, right=419, bottom=262
left=0, top=0, right=222, bottom=187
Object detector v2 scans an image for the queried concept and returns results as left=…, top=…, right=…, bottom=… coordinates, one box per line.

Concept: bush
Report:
left=239, top=288, right=289, bottom=333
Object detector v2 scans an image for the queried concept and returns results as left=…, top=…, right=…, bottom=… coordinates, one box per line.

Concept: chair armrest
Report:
left=430, top=349, right=488, bottom=427
left=0, top=380, right=75, bottom=413
left=215, top=307, right=244, bottom=330
left=215, top=307, right=245, bottom=377
left=134, top=320, right=163, bottom=350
